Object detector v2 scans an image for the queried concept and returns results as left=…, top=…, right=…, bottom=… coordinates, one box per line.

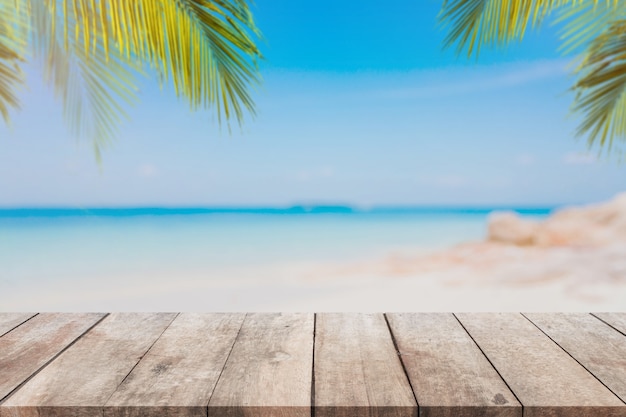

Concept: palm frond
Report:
left=438, top=0, right=617, bottom=57
left=29, top=0, right=139, bottom=160
left=2, top=0, right=261, bottom=160
left=52, top=0, right=262, bottom=125
left=557, top=0, right=625, bottom=55
left=0, top=0, right=28, bottom=124
left=571, top=18, right=626, bottom=154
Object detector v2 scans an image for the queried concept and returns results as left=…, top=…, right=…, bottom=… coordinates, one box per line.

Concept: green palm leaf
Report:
left=2, top=0, right=262, bottom=159
left=572, top=18, right=626, bottom=153
left=29, top=0, right=140, bottom=160
left=438, top=0, right=590, bottom=57
left=556, top=0, right=622, bottom=55
left=51, top=0, right=262, bottom=124
left=0, top=0, right=28, bottom=124
left=439, top=0, right=626, bottom=156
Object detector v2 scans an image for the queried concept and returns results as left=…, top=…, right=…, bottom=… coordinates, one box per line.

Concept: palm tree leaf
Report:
left=438, top=0, right=617, bottom=57
left=29, top=0, right=140, bottom=160
left=0, top=0, right=28, bottom=124
left=2, top=0, right=261, bottom=159
left=571, top=18, right=626, bottom=153
left=556, top=0, right=625, bottom=55
left=54, top=0, right=262, bottom=126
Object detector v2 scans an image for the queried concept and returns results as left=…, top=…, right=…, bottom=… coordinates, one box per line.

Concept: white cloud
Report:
left=563, top=152, right=596, bottom=165
left=376, top=59, right=569, bottom=100
left=417, top=174, right=469, bottom=188
left=295, top=166, right=335, bottom=182
left=516, top=153, right=536, bottom=166
left=138, top=163, right=158, bottom=178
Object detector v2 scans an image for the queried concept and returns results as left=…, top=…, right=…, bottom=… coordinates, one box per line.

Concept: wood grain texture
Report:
left=2, top=312, right=626, bottom=417
left=208, top=313, right=314, bottom=417
left=0, top=313, right=105, bottom=403
left=386, top=313, right=521, bottom=417
left=0, top=313, right=176, bottom=417
left=594, top=313, right=626, bottom=336
left=456, top=313, right=626, bottom=417
left=0, top=314, right=36, bottom=338
left=314, top=313, right=417, bottom=417
left=525, top=313, right=626, bottom=403
left=104, top=313, right=246, bottom=417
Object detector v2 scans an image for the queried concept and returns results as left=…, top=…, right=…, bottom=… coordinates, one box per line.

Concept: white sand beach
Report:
left=281, top=193, right=626, bottom=311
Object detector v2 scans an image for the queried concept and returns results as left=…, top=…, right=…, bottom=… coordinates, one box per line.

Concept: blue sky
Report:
left=1, top=0, right=625, bottom=207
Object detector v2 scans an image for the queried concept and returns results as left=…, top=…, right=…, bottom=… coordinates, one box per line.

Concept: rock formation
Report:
left=487, top=192, right=626, bottom=247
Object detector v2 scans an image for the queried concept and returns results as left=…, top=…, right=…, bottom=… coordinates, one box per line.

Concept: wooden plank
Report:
left=208, top=313, right=313, bottom=417
left=0, top=313, right=105, bottom=403
left=525, top=313, right=626, bottom=403
left=0, top=313, right=36, bottom=337
left=0, top=313, right=176, bottom=417
left=104, top=313, right=246, bottom=417
left=386, top=313, right=521, bottom=417
left=314, top=313, right=417, bottom=417
left=594, top=313, right=626, bottom=336
left=455, top=313, right=626, bottom=417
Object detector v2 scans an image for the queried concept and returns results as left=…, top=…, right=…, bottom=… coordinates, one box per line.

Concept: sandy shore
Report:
left=5, top=241, right=625, bottom=311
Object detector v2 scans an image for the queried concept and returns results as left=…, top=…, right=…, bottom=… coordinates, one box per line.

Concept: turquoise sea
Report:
left=0, top=207, right=552, bottom=310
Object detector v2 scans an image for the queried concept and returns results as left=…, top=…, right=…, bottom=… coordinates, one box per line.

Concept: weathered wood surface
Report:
left=0, top=313, right=36, bottom=337
left=1, top=313, right=625, bottom=417
left=1, top=313, right=176, bottom=417
left=207, top=313, right=314, bottom=417
left=386, top=313, right=521, bottom=417
left=594, top=313, right=626, bottom=335
left=104, top=313, right=245, bottom=417
left=456, top=313, right=626, bottom=417
left=314, top=313, right=417, bottom=417
left=525, top=313, right=626, bottom=403
left=0, top=313, right=105, bottom=403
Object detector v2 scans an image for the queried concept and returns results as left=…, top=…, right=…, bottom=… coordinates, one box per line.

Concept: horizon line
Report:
left=0, top=204, right=560, bottom=218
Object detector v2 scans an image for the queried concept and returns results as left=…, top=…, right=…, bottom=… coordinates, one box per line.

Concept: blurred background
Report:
left=1, top=0, right=625, bottom=311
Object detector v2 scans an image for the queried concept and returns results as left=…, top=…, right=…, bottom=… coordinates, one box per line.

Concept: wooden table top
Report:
left=0, top=313, right=625, bottom=417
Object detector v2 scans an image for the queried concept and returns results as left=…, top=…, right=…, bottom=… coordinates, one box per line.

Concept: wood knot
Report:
left=492, top=393, right=508, bottom=405
left=268, top=351, right=291, bottom=363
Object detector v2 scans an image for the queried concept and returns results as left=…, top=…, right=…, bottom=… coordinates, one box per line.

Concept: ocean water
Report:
left=0, top=207, right=552, bottom=310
